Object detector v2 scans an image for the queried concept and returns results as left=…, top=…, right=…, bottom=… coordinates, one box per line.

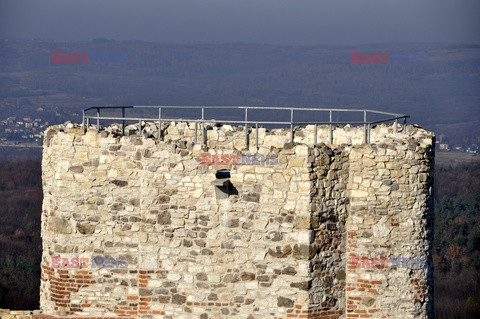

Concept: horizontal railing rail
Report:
left=82, top=105, right=409, bottom=146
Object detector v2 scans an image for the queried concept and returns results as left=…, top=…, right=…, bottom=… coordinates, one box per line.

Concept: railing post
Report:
left=290, top=109, right=294, bottom=143
left=122, top=107, right=125, bottom=136
left=194, top=121, right=198, bottom=144
left=255, top=122, right=259, bottom=149
left=367, top=123, right=371, bottom=144
left=364, top=110, right=367, bottom=144
left=158, top=107, right=162, bottom=140
left=82, top=110, right=85, bottom=132
left=244, top=108, right=249, bottom=149
left=329, top=110, right=333, bottom=144
left=403, top=117, right=407, bottom=133
left=314, top=124, right=317, bottom=145
left=202, top=107, right=206, bottom=146
left=96, top=107, right=100, bottom=132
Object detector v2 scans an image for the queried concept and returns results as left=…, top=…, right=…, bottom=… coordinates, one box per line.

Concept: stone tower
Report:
left=39, top=112, right=435, bottom=319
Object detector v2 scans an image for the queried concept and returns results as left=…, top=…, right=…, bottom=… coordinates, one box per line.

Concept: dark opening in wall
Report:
left=216, top=170, right=231, bottom=179
left=213, top=170, right=237, bottom=199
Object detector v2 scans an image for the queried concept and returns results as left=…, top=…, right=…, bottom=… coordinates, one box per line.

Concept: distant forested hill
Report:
left=0, top=39, right=479, bottom=146
left=434, top=161, right=480, bottom=318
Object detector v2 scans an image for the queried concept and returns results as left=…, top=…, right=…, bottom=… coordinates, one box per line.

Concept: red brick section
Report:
left=41, top=264, right=95, bottom=315
left=113, top=305, right=142, bottom=318
left=411, top=278, right=428, bottom=303
left=272, top=306, right=343, bottom=319
left=37, top=264, right=127, bottom=319
left=34, top=316, right=123, bottom=319
left=346, top=279, right=383, bottom=319
left=40, top=260, right=349, bottom=318
left=134, top=268, right=167, bottom=317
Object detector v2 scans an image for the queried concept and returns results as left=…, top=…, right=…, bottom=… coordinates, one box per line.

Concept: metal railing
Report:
left=82, top=105, right=409, bottom=146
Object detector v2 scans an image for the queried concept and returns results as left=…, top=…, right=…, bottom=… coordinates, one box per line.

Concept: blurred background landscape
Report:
left=0, top=40, right=479, bottom=153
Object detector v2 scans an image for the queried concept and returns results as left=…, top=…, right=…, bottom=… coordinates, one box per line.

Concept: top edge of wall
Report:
left=44, top=121, right=435, bottom=150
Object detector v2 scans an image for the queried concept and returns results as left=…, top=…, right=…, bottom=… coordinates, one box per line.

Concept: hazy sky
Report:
left=1, top=0, right=479, bottom=45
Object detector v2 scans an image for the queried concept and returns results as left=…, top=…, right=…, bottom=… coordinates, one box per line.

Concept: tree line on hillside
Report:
left=433, top=162, right=480, bottom=318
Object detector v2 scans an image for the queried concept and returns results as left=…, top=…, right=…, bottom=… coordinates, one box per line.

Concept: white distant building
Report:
left=439, top=143, right=449, bottom=150
left=466, top=145, right=478, bottom=153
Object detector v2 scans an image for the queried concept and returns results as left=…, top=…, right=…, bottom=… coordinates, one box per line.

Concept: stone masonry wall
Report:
left=39, top=121, right=434, bottom=319
left=0, top=309, right=39, bottom=319
left=307, top=145, right=349, bottom=318
left=345, top=142, right=435, bottom=319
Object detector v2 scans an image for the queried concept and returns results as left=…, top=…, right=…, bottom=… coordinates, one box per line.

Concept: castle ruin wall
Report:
left=39, top=122, right=435, bottom=319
